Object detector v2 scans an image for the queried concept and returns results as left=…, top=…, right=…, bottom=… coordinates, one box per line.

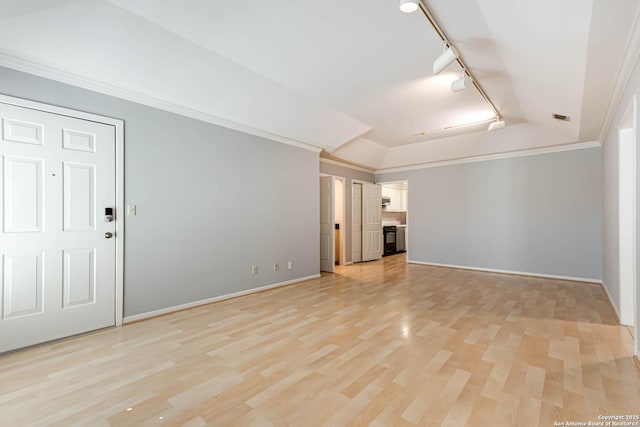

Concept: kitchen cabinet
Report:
left=391, top=189, right=399, bottom=211
left=383, top=188, right=407, bottom=212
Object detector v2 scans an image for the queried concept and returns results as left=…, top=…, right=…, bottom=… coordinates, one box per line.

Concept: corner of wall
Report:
left=600, top=281, right=621, bottom=323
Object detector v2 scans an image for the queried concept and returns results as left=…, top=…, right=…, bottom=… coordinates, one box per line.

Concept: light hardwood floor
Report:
left=1, top=254, right=639, bottom=426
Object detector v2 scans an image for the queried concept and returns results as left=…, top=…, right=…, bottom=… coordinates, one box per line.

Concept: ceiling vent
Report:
left=552, top=113, right=570, bottom=122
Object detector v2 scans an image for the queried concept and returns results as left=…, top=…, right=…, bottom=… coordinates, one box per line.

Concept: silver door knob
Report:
left=105, top=232, right=113, bottom=239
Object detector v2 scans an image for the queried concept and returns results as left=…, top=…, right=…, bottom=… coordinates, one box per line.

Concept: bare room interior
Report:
left=0, top=0, right=639, bottom=425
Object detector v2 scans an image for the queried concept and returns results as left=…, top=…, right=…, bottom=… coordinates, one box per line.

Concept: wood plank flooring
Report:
left=1, top=254, right=638, bottom=426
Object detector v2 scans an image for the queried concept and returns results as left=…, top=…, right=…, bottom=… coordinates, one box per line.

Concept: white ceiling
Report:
left=0, top=0, right=638, bottom=170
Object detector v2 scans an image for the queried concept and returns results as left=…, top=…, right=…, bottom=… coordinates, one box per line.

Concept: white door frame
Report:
left=334, top=176, right=346, bottom=267
left=619, top=128, right=636, bottom=327
left=319, top=174, right=335, bottom=272
left=352, top=180, right=365, bottom=263
left=620, top=98, right=637, bottom=328
left=631, top=94, right=640, bottom=357
left=0, top=93, right=125, bottom=326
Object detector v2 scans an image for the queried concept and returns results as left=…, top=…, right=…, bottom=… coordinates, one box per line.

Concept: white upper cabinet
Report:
left=382, top=186, right=407, bottom=212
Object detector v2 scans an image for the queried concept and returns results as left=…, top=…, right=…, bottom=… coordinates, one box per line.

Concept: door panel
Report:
left=0, top=102, right=116, bottom=353
left=2, top=118, right=44, bottom=146
left=3, top=156, right=44, bottom=233
left=319, top=176, right=335, bottom=272
left=2, top=253, right=43, bottom=319
left=352, top=183, right=362, bottom=263
left=63, top=162, right=96, bottom=231
left=63, top=128, right=96, bottom=153
left=362, top=183, right=382, bottom=261
left=63, top=248, right=95, bottom=308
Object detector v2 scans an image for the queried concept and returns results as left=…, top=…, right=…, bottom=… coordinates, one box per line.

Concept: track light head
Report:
left=433, top=46, right=459, bottom=75
left=399, top=0, right=419, bottom=13
left=451, top=75, right=470, bottom=93
left=488, top=120, right=506, bottom=131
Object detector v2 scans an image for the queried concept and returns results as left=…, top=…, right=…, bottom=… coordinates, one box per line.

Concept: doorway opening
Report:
left=319, top=174, right=346, bottom=273
left=335, top=176, right=346, bottom=267
left=350, top=180, right=383, bottom=263
left=618, top=95, right=638, bottom=356
left=378, top=180, right=409, bottom=260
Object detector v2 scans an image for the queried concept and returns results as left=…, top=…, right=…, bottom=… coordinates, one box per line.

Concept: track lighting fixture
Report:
left=451, top=69, right=470, bottom=93
left=433, top=45, right=459, bottom=75
left=401, top=0, right=505, bottom=134
left=488, top=120, right=506, bottom=131
left=399, top=0, right=419, bottom=13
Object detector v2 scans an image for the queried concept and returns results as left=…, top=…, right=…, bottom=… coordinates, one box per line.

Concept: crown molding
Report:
left=598, top=5, right=640, bottom=143
left=374, top=141, right=601, bottom=174
left=0, top=53, right=322, bottom=153
left=320, top=157, right=375, bottom=173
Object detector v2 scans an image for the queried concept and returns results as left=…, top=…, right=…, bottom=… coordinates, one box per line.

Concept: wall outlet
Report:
left=273, top=263, right=279, bottom=272
left=252, top=265, right=258, bottom=275
left=288, top=261, right=293, bottom=270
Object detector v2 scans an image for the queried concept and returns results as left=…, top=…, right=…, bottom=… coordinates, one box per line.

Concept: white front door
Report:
left=362, top=182, right=382, bottom=261
left=0, top=102, right=117, bottom=353
left=319, top=176, right=335, bottom=272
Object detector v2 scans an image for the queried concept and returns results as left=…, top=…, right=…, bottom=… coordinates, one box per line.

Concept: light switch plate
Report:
left=127, top=204, right=136, bottom=216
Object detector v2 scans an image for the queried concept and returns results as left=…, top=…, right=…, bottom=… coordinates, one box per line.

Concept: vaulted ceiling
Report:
left=0, top=0, right=638, bottom=170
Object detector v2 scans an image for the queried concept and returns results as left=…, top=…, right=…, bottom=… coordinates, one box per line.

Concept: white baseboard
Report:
left=407, top=260, right=603, bottom=284
left=123, top=274, right=321, bottom=324
left=599, top=281, right=621, bottom=321
left=344, top=261, right=354, bottom=266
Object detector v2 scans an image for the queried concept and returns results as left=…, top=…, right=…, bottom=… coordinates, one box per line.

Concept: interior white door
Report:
left=319, top=176, right=335, bottom=272
left=0, top=102, right=116, bottom=353
left=362, top=182, right=382, bottom=261
left=352, top=183, right=362, bottom=263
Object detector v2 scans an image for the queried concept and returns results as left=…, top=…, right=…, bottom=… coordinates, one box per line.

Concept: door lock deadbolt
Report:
left=104, top=207, right=114, bottom=223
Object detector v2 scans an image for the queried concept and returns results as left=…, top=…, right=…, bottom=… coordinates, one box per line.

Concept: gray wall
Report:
left=602, top=55, right=640, bottom=319
left=319, top=160, right=374, bottom=264
left=377, top=147, right=603, bottom=281
left=0, top=66, right=319, bottom=317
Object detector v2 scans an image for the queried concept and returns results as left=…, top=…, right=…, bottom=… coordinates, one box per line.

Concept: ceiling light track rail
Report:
left=416, top=1, right=503, bottom=121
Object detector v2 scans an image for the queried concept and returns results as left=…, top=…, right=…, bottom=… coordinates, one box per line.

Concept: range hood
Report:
left=382, top=196, right=391, bottom=206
